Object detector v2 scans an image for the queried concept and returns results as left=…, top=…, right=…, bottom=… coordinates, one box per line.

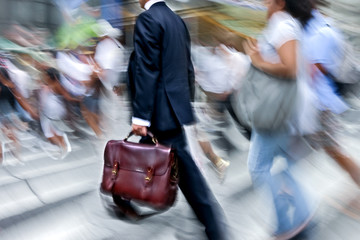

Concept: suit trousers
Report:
left=143, top=128, right=229, bottom=240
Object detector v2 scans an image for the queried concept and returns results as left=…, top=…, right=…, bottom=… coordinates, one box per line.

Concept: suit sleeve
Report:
left=184, top=21, right=195, bottom=102
left=132, top=12, right=162, bottom=122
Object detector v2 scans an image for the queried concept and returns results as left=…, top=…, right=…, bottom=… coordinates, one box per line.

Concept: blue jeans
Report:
left=247, top=130, right=310, bottom=234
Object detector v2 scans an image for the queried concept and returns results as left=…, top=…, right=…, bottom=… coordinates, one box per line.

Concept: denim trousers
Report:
left=247, top=129, right=310, bottom=234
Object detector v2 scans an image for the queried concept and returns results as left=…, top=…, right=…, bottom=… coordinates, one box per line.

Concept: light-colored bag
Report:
left=232, top=65, right=297, bottom=132
left=317, top=25, right=360, bottom=84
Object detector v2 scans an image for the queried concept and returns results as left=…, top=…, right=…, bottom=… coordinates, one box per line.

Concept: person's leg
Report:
left=248, top=130, right=296, bottom=234
left=81, top=104, right=102, bottom=137
left=41, top=117, right=65, bottom=149
left=6, top=125, right=20, bottom=152
left=198, top=140, right=219, bottom=164
left=319, top=110, right=360, bottom=187
left=194, top=102, right=230, bottom=179
left=48, top=135, right=63, bottom=147
left=272, top=160, right=311, bottom=231
left=198, top=140, right=230, bottom=177
left=278, top=171, right=311, bottom=226
left=224, top=95, right=251, bottom=140
left=158, top=131, right=229, bottom=240
left=324, top=145, right=360, bottom=187
left=270, top=137, right=313, bottom=237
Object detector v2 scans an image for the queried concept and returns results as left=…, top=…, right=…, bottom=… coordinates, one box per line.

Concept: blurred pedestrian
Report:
left=0, top=67, right=38, bottom=164
left=192, top=39, right=250, bottom=180
left=303, top=0, right=360, bottom=186
left=94, top=19, right=124, bottom=92
left=79, top=50, right=104, bottom=138
left=39, top=68, right=78, bottom=159
left=242, top=0, right=315, bottom=239
left=127, top=0, right=229, bottom=239
left=56, top=50, right=103, bottom=137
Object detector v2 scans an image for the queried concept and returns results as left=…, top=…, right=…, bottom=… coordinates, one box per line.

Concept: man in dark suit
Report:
left=127, top=0, right=229, bottom=239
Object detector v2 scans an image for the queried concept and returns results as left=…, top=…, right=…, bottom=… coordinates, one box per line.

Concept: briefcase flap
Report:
left=104, top=140, right=173, bottom=176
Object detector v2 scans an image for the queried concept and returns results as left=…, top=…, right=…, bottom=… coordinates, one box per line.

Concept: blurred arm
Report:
left=131, top=12, right=161, bottom=124
left=244, top=38, right=297, bottom=79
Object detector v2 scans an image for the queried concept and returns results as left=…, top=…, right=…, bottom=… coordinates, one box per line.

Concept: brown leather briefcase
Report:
left=101, top=132, right=178, bottom=210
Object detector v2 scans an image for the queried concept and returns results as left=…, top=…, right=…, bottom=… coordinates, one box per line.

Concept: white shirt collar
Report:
left=144, top=0, right=164, bottom=10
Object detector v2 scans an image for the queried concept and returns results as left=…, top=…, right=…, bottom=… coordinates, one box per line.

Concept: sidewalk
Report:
left=1, top=97, right=360, bottom=239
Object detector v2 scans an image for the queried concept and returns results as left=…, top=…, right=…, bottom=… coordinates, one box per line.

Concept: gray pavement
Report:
left=1, top=93, right=360, bottom=239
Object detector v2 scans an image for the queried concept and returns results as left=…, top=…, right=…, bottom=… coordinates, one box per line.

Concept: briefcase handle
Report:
left=124, top=131, right=159, bottom=144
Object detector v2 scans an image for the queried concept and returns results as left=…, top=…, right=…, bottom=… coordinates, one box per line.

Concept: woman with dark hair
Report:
left=242, top=0, right=316, bottom=239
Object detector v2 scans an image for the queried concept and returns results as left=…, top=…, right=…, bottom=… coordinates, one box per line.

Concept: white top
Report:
left=59, top=74, right=87, bottom=97
left=56, top=52, right=92, bottom=82
left=258, top=11, right=319, bottom=134
left=259, top=11, right=300, bottom=63
left=56, top=52, right=93, bottom=97
left=94, top=38, right=124, bottom=90
left=193, top=44, right=250, bottom=93
left=40, top=86, right=66, bottom=120
left=144, top=0, right=164, bottom=10
left=95, top=38, right=123, bottom=71
left=5, top=59, right=31, bottom=98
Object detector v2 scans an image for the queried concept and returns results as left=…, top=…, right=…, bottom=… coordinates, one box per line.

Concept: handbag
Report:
left=232, top=65, right=297, bottom=131
left=101, top=131, right=178, bottom=210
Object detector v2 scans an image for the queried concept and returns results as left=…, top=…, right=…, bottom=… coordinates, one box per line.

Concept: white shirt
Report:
left=95, top=38, right=124, bottom=90
left=259, top=11, right=300, bottom=64
left=259, top=11, right=319, bottom=135
left=144, top=0, right=164, bottom=10
left=56, top=52, right=92, bottom=82
left=95, top=38, right=123, bottom=71
left=193, top=44, right=249, bottom=94
left=6, top=59, right=31, bottom=98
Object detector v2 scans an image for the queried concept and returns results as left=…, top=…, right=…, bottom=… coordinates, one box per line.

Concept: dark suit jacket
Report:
left=127, top=2, right=195, bottom=132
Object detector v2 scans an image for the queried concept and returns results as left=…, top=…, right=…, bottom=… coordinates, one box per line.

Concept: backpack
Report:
left=334, top=41, right=360, bottom=84
left=317, top=25, right=360, bottom=100
left=316, top=22, right=360, bottom=85
left=329, top=41, right=360, bottom=100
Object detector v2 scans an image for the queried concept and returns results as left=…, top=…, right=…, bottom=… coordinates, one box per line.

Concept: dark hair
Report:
left=45, top=68, right=60, bottom=82
left=47, top=50, right=57, bottom=59
left=0, top=67, right=10, bottom=80
left=0, top=68, right=16, bottom=108
left=285, top=0, right=314, bottom=27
